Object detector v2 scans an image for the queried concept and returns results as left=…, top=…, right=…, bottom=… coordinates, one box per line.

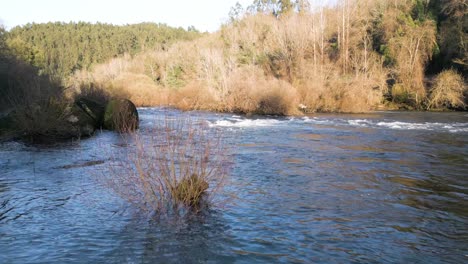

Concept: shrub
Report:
left=2, top=58, right=76, bottom=141
left=254, top=79, right=299, bottom=115
left=219, top=66, right=300, bottom=115
left=72, top=82, right=111, bottom=106
left=427, top=70, right=467, bottom=110
left=101, top=117, right=230, bottom=214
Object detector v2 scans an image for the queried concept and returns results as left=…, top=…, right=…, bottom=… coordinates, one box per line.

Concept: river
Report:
left=1, top=108, right=467, bottom=263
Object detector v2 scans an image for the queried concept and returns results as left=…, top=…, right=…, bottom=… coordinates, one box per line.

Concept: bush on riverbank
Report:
left=0, top=57, right=139, bottom=142
left=0, top=46, right=75, bottom=141
left=427, top=70, right=467, bottom=110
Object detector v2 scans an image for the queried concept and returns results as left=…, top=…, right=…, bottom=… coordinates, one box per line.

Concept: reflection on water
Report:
left=0, top=108, right=467, bottom=263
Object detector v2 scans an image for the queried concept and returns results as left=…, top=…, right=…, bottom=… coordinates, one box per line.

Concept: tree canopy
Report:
left=5, top=22, right=202, bottom=79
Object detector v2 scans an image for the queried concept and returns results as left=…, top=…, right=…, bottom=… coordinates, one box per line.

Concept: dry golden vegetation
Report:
left=68, top=0, right=466, bottom=114
left=428, top=70, right=467, bottom=110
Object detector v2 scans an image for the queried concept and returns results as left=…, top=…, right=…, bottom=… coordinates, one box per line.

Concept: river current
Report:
left=1, top=108, right=467, bottom=263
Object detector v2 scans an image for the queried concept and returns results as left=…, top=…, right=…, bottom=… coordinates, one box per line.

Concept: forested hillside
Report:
left=71, top=0, right=467, bottom=113
left=5, top=22, right=201, bottom=79
left=2, top=0, right=467, bottom=117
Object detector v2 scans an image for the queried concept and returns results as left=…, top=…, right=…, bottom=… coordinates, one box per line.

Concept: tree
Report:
left=278, top=0, right=294, bottom=15
left=375, top=0, right=437, bottom=105
left=229, top=2, right=245, bottom=22
left=6, top=22, right=202, bottom=79
left=296, top=0, right=311, bottom=14
left=440, top=0, right=467, bottom=72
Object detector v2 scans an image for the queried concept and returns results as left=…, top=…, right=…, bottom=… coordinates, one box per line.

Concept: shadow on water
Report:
left=103, top=209, right=237, bottom=263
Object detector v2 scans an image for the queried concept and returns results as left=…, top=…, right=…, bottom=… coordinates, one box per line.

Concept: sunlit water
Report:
left=1, top=108, right=467, bottom=263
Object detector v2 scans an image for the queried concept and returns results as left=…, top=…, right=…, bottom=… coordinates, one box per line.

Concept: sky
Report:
left=0, top=0, right=254, bottom=32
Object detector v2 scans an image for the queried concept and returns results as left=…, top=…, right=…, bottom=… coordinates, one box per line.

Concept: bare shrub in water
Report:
left=103, top=117, right=230, bottom=214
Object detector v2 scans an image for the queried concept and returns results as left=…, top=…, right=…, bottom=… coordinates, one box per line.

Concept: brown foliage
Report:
left=428, top=70, right=467, bottom=109
left=68, top=0, right=453, bottom=113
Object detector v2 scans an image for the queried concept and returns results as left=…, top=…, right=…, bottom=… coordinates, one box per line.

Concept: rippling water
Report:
left=1, top=108, right=467, bottom=263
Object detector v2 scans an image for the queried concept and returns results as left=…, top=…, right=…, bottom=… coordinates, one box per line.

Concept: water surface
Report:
left=1, top=109, right=467, bottom=263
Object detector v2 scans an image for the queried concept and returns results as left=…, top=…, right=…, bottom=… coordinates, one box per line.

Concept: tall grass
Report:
left=102, top=117, right=230, bottom=214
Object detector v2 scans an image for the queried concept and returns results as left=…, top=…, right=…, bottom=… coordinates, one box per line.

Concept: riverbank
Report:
left=66, top=1, right=466, bottom=115
left=0, top=98, right=139, bottom=144
left=2, top=103, right=467, bottom=144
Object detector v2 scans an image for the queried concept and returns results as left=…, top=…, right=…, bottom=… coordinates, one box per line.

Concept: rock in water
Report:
left=67, top=98, right=107, bottom=138
left=75, top=98, right=106, bottom=128
left=103, top=99, right=139, bottom=131
left=68, top=105, right=96, bottom=137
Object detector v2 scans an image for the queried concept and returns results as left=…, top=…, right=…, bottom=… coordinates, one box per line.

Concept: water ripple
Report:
left=0, top=108, right=467, bottom=263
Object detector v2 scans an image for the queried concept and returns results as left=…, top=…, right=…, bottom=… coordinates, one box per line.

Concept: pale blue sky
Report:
left=1, top=0, right=334, bottom=32
left=1, top=0, right=253, bottom=32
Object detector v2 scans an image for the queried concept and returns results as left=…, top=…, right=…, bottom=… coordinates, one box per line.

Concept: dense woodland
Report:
left=68, top=0, right=466, bottom=113
left=1, top=0, right=467, bottom=140
left=5, top=22, right=201, bottom=79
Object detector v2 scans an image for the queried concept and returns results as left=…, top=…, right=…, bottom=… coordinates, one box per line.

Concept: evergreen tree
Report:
left=5, top=22, right=201, bottom=79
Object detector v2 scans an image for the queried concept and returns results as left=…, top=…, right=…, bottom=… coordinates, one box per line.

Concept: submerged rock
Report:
left=103, top=99, right=139, bottom=131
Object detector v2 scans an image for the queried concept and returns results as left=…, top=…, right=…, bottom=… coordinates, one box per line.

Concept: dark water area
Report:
left=1, top=108, right=467, bottom=263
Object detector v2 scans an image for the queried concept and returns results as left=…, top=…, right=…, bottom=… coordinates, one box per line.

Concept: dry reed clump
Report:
left=428, top=70, right=467, bottom=110
left=172, top=63, right=300, bottom=115
left=108, top=73, right=164, bottom=106
left=294, top=60, right=386, bottom=113
left=338, top=80, right=383, bottom=113
left=173, top=82, right=217, bottom=111
left=102, top=117, right=230, bottom=214
left=216, top=66, right=300, bottom=115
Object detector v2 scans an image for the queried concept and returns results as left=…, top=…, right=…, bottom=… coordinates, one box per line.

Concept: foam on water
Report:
left=350, top=119, right=468, bottom=133
left=208, top=118, right=283, bottom=128
left=306, top=117, right=468, bottom=133
left=137, top=107, right=468, bottom=133
left=207, top=115, right=468, bottom=133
